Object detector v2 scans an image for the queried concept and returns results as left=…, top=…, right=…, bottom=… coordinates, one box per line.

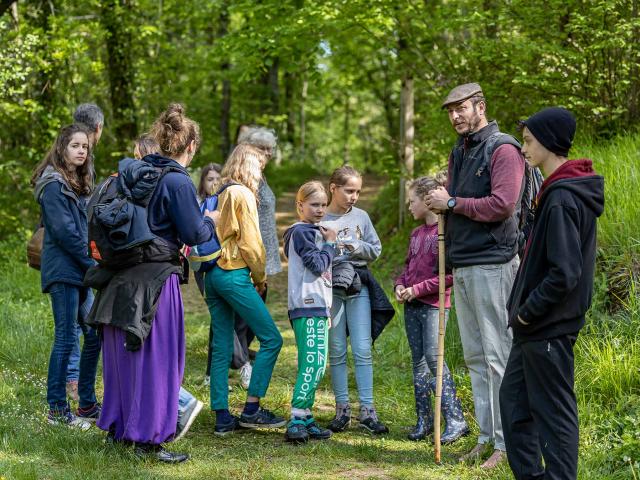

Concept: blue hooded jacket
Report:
left=34, top=166, right=95, bottom=292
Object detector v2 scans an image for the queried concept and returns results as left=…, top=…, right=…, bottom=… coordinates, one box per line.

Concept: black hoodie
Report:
left=507, top=159, right=605, bottom=341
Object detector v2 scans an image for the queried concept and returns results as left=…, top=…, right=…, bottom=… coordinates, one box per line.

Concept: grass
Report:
left=1, top=134, right=639, bottom=479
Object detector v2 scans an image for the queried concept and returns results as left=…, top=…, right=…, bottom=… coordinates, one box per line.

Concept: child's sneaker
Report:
left=214, top=416, right=242, bottom=436
left=305, top=416, right=332, bottom=440
left=327, top=403, right=351, bottom=433
left=239, top=407, right=286, bottom=429
left=359, top=406, right=389, bottom=435
left=284, top=418, right=309, bottom=444
left=239, top=362, right=252, bottom=390
left=174, top=399, right=204, bottom=442
left=48, top=407, right=91, bottom=431
left=76, top=403, right=102, bottom=422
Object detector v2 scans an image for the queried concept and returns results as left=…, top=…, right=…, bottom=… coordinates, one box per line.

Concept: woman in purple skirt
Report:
left=92, top=104, right=217, bottom=463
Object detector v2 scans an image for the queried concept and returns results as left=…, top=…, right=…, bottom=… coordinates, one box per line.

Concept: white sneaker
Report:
left=239, top=362, right=252, bottom=390
left=174, top=400, right=204, bottom=442
left=48, top=409, right=91, bottom=431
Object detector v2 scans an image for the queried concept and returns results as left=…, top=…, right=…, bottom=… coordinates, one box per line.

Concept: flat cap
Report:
left=441, top=83, right=483, bottom=108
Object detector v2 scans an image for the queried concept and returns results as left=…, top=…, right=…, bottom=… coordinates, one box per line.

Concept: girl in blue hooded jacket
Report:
left=31, top=124, right=101, bottom=429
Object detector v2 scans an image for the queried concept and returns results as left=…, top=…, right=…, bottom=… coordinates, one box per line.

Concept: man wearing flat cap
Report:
left=500, top=108, right=604, bottom=480
left=426, top=83, right=525, bottom=469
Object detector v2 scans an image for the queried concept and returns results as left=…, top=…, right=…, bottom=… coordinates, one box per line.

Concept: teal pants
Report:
left=291, top=316, right=329, bottom=410
left=205, top=266, right=283, bottom=410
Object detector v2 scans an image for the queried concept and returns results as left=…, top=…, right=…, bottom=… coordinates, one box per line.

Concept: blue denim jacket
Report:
left=34, top=166, right=95, bottom=292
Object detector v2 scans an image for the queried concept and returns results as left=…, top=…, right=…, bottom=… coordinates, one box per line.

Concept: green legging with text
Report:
left=291, top=316, right=329, bottom=410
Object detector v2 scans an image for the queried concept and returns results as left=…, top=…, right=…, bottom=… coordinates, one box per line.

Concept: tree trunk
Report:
left=343, top=94, right=350, bottom=164
left=268, top=57, right=279, bottom=116
left=31, top=0, right=56, bottom=149
left=218, top=2, right=231, bottom=160
left=399, top=74, right=414, bottom=228
left=284, top=71, right=296, bottom=144
left=0, top=0, right=17, bottom=18
left=299, top=74, right=308, bottom=159
left=629, top=0, right=640, bottom=123
left=101, top=0, right=138, bottom=151
left=259, top=57, right=279, bottom=118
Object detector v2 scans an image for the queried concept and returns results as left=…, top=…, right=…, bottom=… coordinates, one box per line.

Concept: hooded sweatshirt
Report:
left=507, top=159, right=605, bottom=341
left=283, top=222, right=336, bottom=320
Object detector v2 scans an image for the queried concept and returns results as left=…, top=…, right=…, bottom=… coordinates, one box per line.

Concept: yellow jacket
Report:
left=215, top=184, right=266, bottom=286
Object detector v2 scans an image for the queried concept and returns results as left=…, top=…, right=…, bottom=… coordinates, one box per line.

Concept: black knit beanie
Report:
left=521, top=107, right=576, bottom=157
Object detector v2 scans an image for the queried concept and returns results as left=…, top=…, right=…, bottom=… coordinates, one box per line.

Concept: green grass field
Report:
left=1, top=134, right=639, bottom=479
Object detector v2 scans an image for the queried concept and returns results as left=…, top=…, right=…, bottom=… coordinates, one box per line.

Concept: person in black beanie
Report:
left=499, top=107, right=605, bottom=480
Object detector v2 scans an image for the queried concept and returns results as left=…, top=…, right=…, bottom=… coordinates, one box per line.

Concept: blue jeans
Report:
left=329, top=287, right=374, bottom=406
left=66, top=289, right=94, bottom=382
left=47, top=283, right=100, bottom=411
left=178, top=387, right=196, bottom=418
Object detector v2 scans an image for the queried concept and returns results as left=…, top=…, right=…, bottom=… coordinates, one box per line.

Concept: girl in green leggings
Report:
left=282, top=181, right=337, bottom=443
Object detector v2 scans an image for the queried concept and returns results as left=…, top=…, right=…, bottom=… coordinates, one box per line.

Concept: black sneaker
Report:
left=327, top=413, right=351, bottom=433
left=284, top=419, right=309, bottom=444
left=134, top=443, right=189, bottom=463
left=214, top=415, right=241, bottom=436
left=239, top=407, right=286, bottom=429
left=359, top=416, right=389, bottom=435
left=305, top=417, right=332, bottom=440
left=76, top=402, right=102, bottom=423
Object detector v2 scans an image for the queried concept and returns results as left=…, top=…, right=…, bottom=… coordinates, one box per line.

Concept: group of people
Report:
left=32, top=81, right=603, bottom=480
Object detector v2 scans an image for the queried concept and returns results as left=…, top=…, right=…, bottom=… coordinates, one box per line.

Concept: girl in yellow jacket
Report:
left=205, top=144, right=285, bottom=435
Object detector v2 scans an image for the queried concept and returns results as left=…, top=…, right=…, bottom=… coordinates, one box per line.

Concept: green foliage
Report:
left=263, top=160, right=323, bottom=198
left=2, top=0, right=639, bottom=238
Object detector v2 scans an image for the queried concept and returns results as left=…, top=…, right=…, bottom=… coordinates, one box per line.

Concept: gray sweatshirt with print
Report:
left=321, top=207, right=381, bottom=266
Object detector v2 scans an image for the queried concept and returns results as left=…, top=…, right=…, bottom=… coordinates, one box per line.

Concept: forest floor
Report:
left=0, top=174, right=630, bottom=479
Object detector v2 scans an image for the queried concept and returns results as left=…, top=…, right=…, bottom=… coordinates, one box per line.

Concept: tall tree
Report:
left=218, top=1, right=231, bottom=160
left=101, top=0, right=137, bottom=150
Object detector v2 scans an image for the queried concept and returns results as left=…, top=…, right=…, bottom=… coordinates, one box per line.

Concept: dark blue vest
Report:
left=446, top=121, right=523, bottom=268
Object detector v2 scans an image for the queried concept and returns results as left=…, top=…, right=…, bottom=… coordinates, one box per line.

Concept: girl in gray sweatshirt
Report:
left=320, top=165, right=389, bottom=435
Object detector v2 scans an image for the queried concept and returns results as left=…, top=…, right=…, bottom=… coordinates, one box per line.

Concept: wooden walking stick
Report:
left=434, top=213, right=446, bottom=464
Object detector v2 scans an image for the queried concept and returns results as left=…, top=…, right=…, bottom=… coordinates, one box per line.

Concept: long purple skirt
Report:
left=97, top=274, right=184, bottom=444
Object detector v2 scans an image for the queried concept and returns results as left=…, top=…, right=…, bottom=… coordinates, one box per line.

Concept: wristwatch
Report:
left=447, top=197, right=457, bottom=210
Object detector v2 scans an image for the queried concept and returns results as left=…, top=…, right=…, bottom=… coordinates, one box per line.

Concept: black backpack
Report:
left=482, top=132, right=544, bottom=257
left=87, top=162, right=182, bottom=269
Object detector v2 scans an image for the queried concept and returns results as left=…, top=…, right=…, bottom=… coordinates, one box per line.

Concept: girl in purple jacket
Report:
left=395, top=173, right=468, bottom=443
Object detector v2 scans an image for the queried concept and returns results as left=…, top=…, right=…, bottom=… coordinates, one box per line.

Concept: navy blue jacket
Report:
left=35, top=166, right=95, bottom=292
left=145, top=154, right=215, bottom=249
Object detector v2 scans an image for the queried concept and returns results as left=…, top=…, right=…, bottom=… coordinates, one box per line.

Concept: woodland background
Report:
left=0, top=1, right=639, bottom=478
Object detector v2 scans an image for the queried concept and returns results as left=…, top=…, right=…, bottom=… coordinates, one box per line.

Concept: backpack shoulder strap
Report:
left=215, top=181, right=240, bottom=196
left=483, top=132, right=522, bottom=174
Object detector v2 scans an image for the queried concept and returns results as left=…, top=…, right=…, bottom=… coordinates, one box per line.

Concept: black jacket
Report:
left=355, top=266, right=395, bottom=343
left=85, top=262, right=182, bottom=350
left=508, top=162, right=604, bottom=341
